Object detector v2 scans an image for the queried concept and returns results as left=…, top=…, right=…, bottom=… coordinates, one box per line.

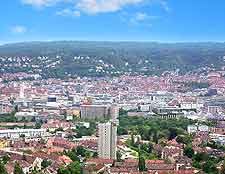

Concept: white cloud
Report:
left=118, top=11, right=159, bottom=27
left=159, top=0, right=170, bottom=12
left=127, top=12, right=158, bottom=25
left=11, top=26, right=27, bottom=34
left=56, top=8, right=81, bottom=17
left=21, top=0, right=170, bottom=15
left=21, top=0, right=147, bottom=12
left=76, top=0, right=144, bottom=14
left=21, top=0, right=62, bottom=7
left=134, top=12, right=148, bottom=21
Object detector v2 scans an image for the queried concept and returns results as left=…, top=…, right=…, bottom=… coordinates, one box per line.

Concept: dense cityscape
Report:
left=1, top=0, right=225, bottom=174
left=0, top=68, right=225, bottom=174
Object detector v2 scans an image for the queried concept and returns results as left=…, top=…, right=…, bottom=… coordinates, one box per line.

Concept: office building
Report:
left=97, top=120, right=118, bottom=159
left=81, top=104, right=120, bottom=120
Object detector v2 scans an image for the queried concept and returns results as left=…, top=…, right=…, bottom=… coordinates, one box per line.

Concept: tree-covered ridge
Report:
left=0, top=41, right=225, bottom=77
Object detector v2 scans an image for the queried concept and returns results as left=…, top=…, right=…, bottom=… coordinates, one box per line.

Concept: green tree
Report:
left=93, top=152, right=98, bottom=158
left=148, top=143, right=153, bottom=153
left=57, top=166, right=69, bottom=174
left=75, top=126, right=95, bottom=138
left=41, top=159, right=52, bottom=169
left=203, top=160, right=217, bottom=174
left=67, top=161, right=81, bottom=174
left=1, top=155, right=10, bottom=164
left=138, top=151, right=146, bottom=172
left=184, top=146, right=194, bottom=158
left=221, top=160, right=225, bottom=174
left=76, top=146, right=86, bottom=157
left=31, top=167, right=44, bottom=174
left=64, top=150, right=79, bottom=162
left=14, top=162, right=24, bottom=174
left=153, top=130, right=159, bottom=144
left=131, top=133, right=135, bottom=146
left=117, top=127, right=128, bottom=135
left=176, top=135, right=191, bottom=145
left=193, top=152, right=209, bottom=162
left=0, top=162, right=7, bottom=174
left=119, top=109, right=127, bottom=116
left=192, top=160, right=201, bottom=169
left=168, top=128, right=178, bottom=140
left=140, top=143, right=148, bottom=152
left=57, top=162, right=81, bottom=174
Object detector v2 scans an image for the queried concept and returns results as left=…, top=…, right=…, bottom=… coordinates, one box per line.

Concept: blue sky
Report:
left=0, top=0, right=225, bottom=44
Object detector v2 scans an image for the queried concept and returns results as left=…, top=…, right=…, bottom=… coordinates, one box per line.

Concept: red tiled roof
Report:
left=86, top=158, right=114, bottom=164
left=146, top=160, right=165, bottom=164
left=124, top=159, right=138, bottom=163
left=110, top=167, right=138, bottom=173
left=58, top=155, right=73, bottom=164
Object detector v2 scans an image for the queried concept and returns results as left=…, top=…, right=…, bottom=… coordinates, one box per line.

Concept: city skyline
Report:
left=1, top=0, right=225, bottom=44
left=1, top=1, right=225, bottom=173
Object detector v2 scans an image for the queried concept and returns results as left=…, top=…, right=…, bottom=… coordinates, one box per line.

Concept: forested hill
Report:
left=0, top=41, right=225, bottom=77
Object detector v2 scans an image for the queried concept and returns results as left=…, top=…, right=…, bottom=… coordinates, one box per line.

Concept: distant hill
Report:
left=0, top=41, right=225, bottom=78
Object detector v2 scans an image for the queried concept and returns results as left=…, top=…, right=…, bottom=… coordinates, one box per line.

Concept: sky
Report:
left=0, top=0, right=225, bottom=44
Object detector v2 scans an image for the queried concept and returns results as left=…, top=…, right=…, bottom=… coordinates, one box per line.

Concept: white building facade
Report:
left=0, top=129, right=47, bottom=139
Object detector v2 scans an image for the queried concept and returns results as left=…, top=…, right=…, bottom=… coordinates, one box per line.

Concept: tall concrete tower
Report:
left=19, top=83, right=25, bottom=99
left=97, top=120, right=118, bottom=159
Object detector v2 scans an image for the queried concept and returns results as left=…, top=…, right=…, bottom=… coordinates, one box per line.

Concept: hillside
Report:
left=0, top=41, right=225, bottom=78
